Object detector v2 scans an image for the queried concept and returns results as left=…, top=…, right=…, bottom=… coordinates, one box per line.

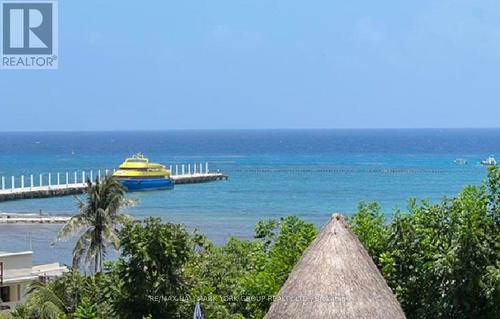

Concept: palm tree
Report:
left=57, top=176, right=131, bottom=273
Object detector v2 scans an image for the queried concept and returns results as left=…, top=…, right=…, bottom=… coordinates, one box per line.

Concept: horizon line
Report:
left=1, top=127, right=500, bottom=133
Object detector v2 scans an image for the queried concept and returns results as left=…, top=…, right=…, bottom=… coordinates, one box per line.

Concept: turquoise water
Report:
left=0, top=129, right=498, bottom=264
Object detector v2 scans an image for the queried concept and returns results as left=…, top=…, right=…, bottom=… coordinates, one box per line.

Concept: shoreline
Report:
left=0, top=214, right=70, bottom=224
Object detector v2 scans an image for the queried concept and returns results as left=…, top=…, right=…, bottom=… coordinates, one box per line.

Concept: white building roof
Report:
left=0, top=251, right=32, bottom=258
left=1, top=251, right=68, bottom=285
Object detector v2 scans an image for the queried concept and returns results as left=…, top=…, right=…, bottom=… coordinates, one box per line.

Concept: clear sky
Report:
left=1, top=0, right=500, bottom=130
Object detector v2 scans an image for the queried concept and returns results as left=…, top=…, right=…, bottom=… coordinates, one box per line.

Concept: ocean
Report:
left=0, top=129, right=499, bottom=265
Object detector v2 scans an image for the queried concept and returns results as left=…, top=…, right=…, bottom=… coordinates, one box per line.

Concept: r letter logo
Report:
left=1, top=1, right=58, bottom=69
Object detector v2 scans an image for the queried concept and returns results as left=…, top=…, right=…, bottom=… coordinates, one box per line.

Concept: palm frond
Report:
left=74, top=195, right=85, bottom=209
left=40, top=300, right=65, bottom=319
left=55, top=214, right=89, bottom=242
left=26, top=282, right=66, bottom=316
left=102, top=223, right=120, bottom=249
left=114, top=214, right=132, bottom=227
left=72, top=229, right=92, bottom=269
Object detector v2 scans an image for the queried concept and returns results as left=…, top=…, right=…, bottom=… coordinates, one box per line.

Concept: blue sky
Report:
left=1, top=0, right=500, bottom=130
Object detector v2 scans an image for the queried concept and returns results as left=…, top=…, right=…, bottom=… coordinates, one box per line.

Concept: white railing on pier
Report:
left=0, top=169, right=106, bottom=195
left=169, top=162, right=211, bottom=177
left=0, top=162, right=215, bottom=194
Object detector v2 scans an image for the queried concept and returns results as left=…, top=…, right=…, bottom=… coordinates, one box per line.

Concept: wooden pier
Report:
left=0, top=163, right=227, bottom=202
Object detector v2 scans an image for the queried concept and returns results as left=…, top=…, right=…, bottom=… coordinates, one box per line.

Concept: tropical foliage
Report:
left=183, top=216, right=316, bottom=319
left=4, top=216, right=316, bottom=319
left=350, top=166, right=500, bottom=319
left=5, top=270, right=116, bottom=319
left=113, top=217, right=194, bottom=319
left=56, top=177, right=130, bottom=273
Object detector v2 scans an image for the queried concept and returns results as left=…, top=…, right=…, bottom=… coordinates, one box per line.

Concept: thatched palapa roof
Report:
left=264, top=214, right=406, bottom=319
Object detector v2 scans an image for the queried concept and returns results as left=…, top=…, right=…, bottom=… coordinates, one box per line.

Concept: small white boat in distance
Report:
left=481, top=155, right=497, bottom=166
left=454, top=158, right=467, bottom=165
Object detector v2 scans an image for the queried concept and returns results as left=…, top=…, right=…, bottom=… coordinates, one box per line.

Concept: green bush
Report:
left=113, top=217, right=193, bottom=319
left=183, top=216, right=317, bottom=319
left=350, top=167, right=500, bottom=319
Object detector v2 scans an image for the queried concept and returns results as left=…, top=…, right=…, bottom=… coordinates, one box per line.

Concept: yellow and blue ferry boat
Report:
left=112, top=154, right=174, bottom=191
